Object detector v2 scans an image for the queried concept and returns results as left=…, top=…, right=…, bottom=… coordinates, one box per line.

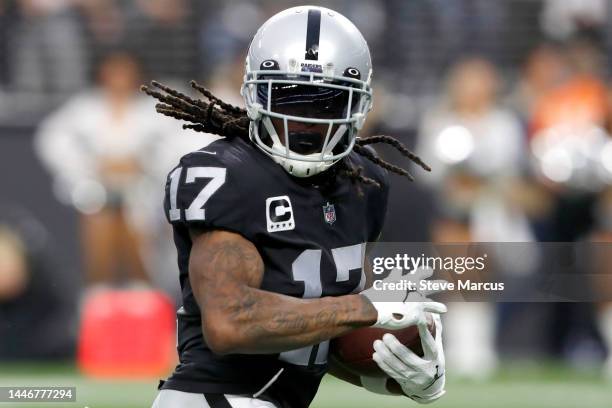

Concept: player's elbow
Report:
left=201, top=318, right=242, bottom=355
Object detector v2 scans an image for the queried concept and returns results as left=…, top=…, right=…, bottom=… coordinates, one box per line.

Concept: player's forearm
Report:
left=202, top=289, right=377, bottom=355
left=189, top=229, right=378, bottom=355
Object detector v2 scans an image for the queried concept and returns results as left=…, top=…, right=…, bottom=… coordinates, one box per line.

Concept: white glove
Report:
left=361, top=267, right=447, bottom=330
left=372, top=314, right=446, bottom=403
left=366, top=300, right=446, bottom=330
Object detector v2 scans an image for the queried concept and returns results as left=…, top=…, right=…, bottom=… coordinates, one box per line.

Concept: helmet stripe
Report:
left=305, top=8, right=321, bottom=61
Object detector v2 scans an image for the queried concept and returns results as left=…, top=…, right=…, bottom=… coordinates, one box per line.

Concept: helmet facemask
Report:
left=242, top=67, right=372, bottom=177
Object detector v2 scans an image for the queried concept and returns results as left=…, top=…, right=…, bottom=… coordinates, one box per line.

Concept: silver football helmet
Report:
left=241, top=6, right=373, bottom=177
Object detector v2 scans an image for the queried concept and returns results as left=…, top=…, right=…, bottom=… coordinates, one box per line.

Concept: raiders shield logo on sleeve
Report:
left=322, top=202, right=336, bottom=225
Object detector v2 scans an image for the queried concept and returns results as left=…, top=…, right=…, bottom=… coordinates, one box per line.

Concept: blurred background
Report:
left=1, top=0, right=612, bottom=407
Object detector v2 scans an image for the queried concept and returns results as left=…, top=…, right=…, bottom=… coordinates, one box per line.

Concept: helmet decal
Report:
left=305, top=9, right=321, bottom=61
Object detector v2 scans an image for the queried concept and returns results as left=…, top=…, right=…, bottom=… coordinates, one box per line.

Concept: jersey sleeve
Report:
left=163, top=151, right=255, bottom=238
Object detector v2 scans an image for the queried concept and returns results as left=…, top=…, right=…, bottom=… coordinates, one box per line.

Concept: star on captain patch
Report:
left=322, top=202, right=336, bottom=225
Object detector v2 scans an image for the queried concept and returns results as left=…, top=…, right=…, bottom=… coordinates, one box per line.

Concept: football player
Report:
left=144, top=6, right=447, bottom=408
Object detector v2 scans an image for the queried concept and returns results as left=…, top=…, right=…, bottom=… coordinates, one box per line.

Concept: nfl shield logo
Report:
left=322, top=202, right=336, bottom=225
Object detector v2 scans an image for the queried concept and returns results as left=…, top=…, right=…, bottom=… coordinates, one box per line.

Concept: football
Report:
left=330, top=314, right=436, bottom=377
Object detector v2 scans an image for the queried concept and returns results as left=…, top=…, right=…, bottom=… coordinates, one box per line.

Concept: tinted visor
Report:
left=257, top=82, right=359, bottom=120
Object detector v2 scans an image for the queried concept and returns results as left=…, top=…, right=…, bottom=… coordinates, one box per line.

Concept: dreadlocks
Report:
left=141, top=80, right=430, bottom=187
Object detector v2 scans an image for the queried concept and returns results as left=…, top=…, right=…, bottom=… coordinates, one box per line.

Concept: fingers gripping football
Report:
left=360, top=267, right=448, bottom=330
left=368, top=301, right=446, bottom=330
left=372, top=315, right=446, bottom=403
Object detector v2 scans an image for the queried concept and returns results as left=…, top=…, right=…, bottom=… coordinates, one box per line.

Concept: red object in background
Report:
left=78, top=289, right=176, bottom=378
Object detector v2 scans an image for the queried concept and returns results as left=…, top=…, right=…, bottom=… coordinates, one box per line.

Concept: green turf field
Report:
left=0, top=363, right=610, bottom=408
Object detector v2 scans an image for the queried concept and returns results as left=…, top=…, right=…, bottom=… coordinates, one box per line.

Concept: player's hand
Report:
left=372, top=314, right=446, bottom=404
left=360, top=267, right=447, bottom=330
left=366, top=300, right=446, bottom=330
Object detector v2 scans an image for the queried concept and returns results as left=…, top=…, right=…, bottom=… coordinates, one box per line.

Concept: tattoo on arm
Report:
left=188, top=229, right=377, bottom=354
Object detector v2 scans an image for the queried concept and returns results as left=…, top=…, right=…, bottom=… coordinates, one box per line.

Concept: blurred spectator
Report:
left=34, top=48, right=214, bottom=294
left=34, top=51, right=158, bottom=287
left=417, top=58, right=528, bottom=238
left=530, top=37, right=608, bottom=138
left=527, top=36, right=609, bottom=240
left=507, top=43, right=567, bottom=124
left=0, top=206, right=74, bottom=360
left=9, top=0, right=87, bottom=94
left=75, top=0, right=126, bottom=53
left=416, top=57, right=530, bottom=379
left=525, top=35, right=612, bottom=367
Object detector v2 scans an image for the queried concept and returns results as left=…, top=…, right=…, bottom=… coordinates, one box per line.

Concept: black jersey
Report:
left=160, top=136, right=388, bottom=408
